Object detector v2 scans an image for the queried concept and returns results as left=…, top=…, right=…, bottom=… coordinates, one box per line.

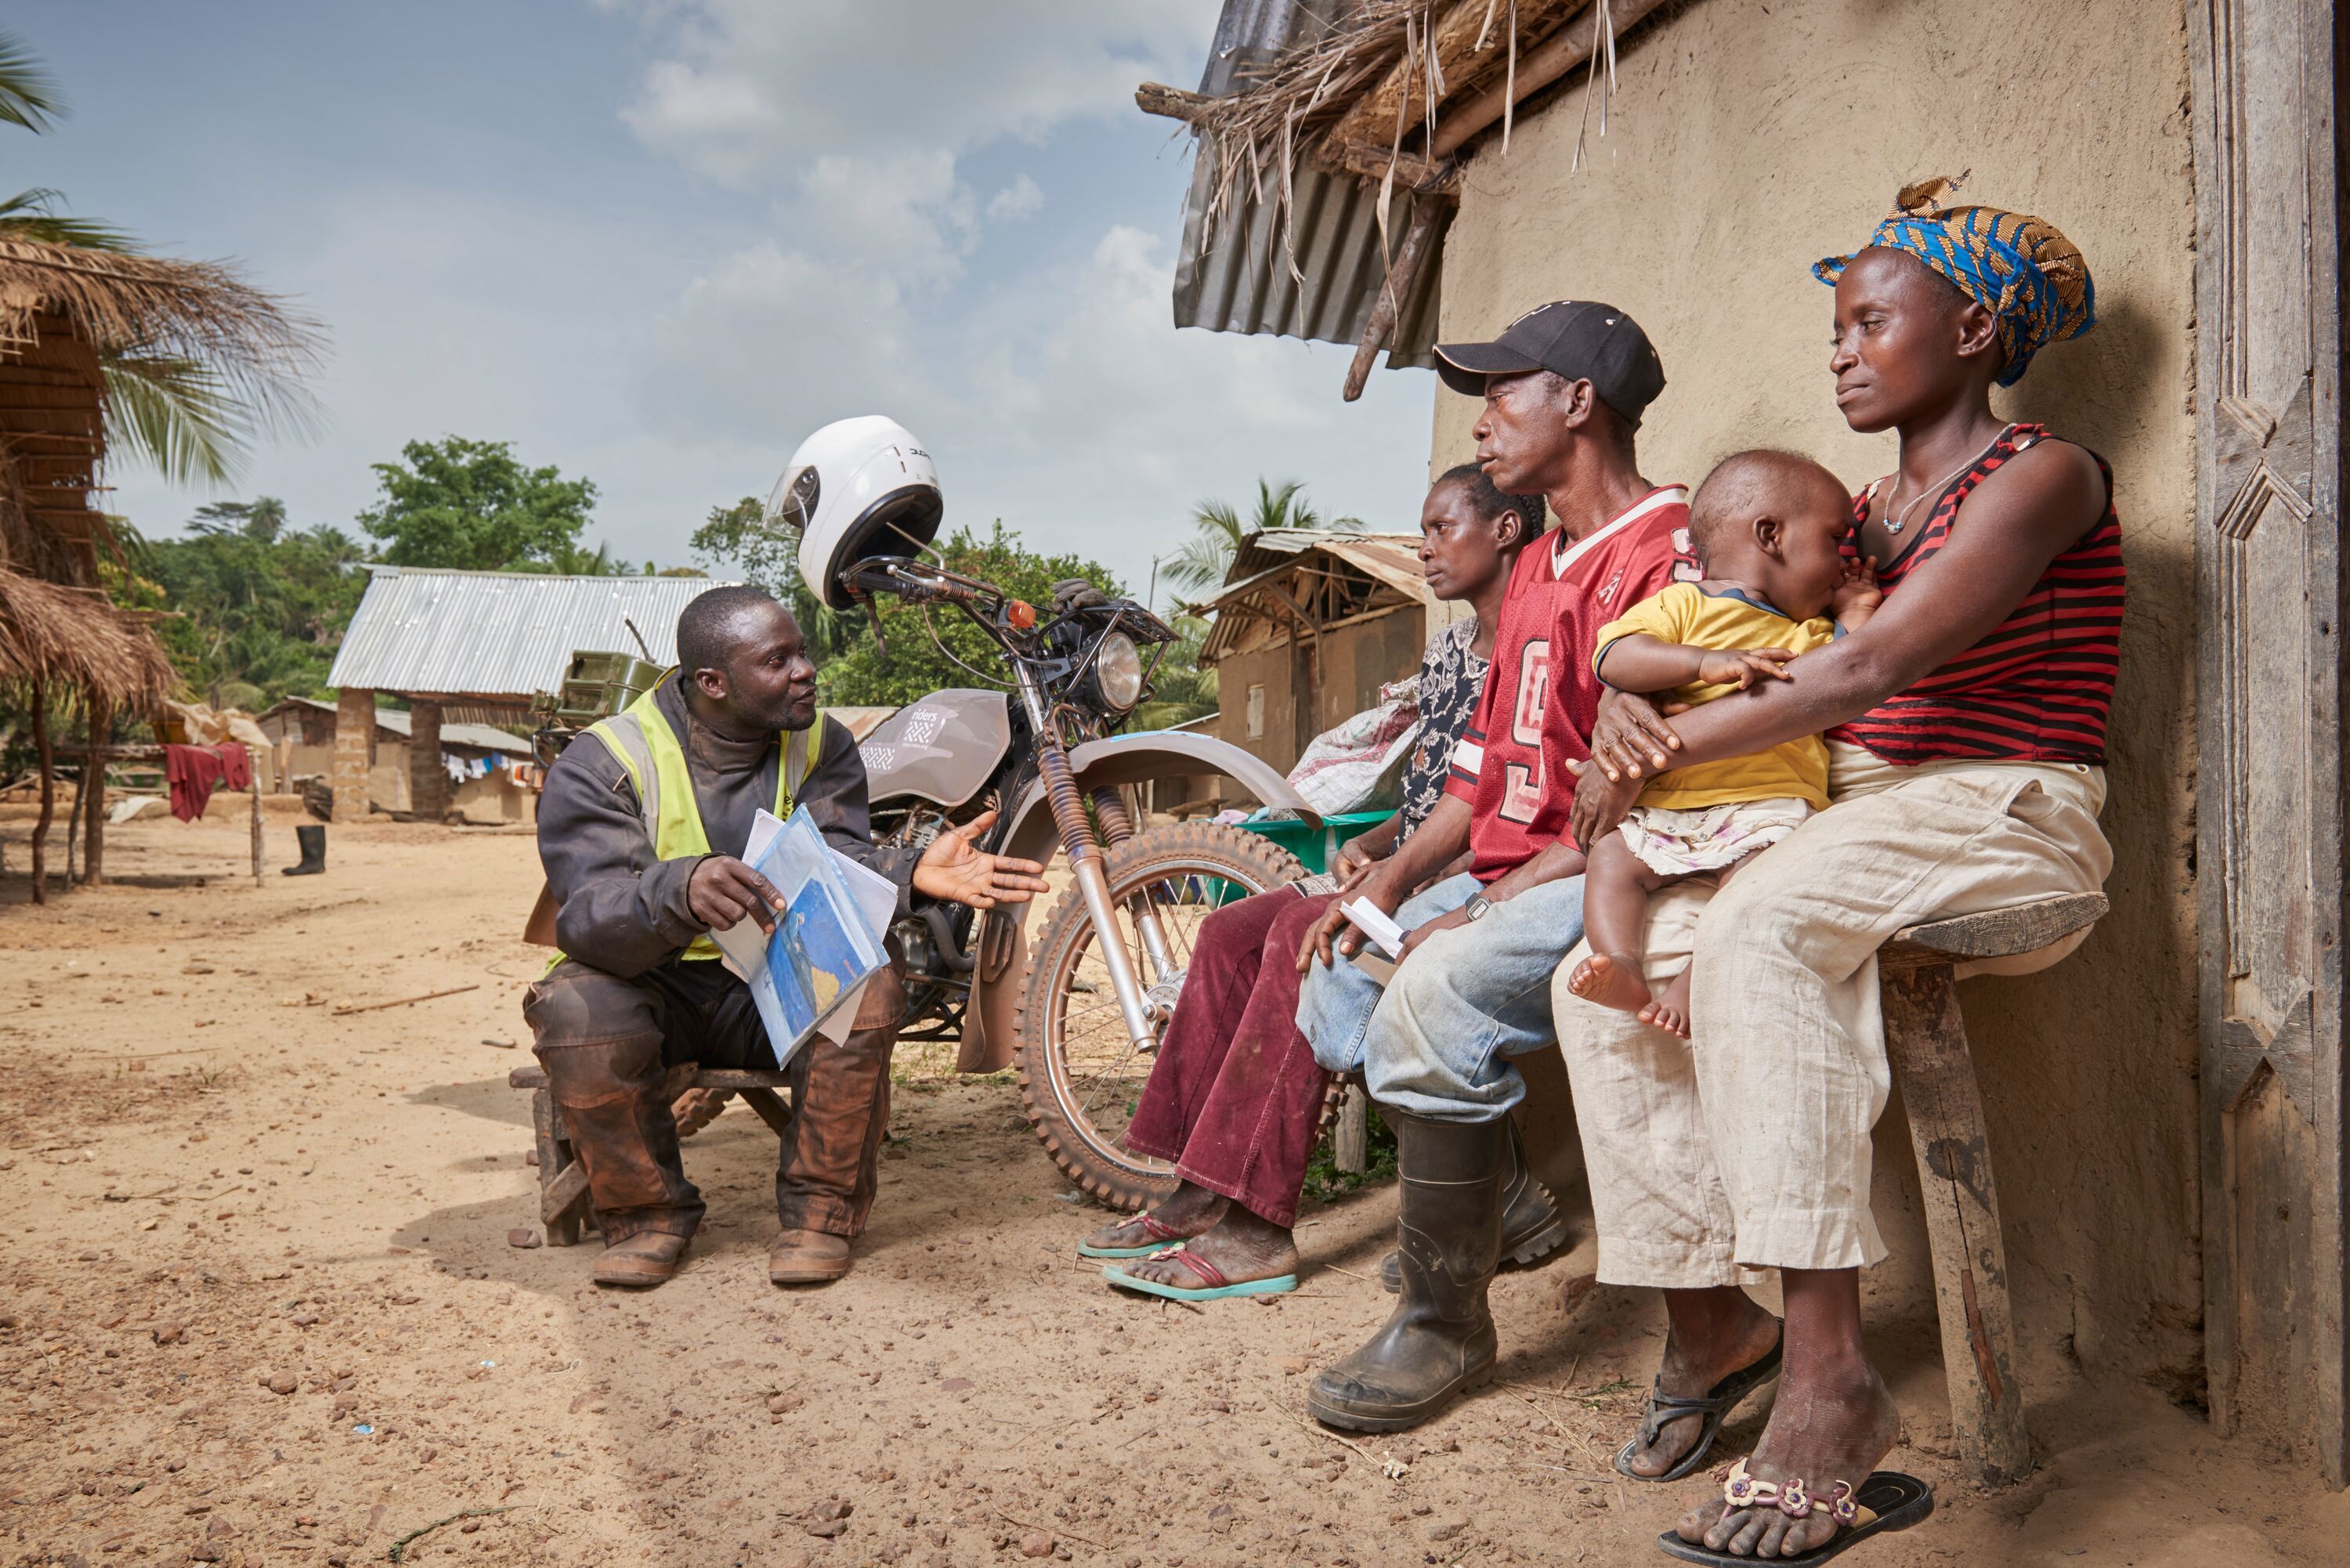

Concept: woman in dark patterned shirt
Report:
left=1076, top=467, right=1542, bottom=1300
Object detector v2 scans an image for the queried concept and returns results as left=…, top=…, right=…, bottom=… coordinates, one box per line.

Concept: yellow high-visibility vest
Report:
left=568, top=671, right=826, bottom=962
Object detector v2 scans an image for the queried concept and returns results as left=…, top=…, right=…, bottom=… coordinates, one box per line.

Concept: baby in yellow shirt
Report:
left=1565, top=449, right=1881, bottom=1036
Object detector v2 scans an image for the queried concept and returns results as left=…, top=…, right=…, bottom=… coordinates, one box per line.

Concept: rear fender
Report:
left=956, top=732, right=1318, bottom=1072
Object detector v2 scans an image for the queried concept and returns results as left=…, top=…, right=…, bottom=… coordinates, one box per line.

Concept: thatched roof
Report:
left=0, top=234, right=320, bottom=581
left=0, top=233, right=319, bottom=706
left=0, top=562, right=175, bottom=706
left=1173, top=1, right=1667, bottom=253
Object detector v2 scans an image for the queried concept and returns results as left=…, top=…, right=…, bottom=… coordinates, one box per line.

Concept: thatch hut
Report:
left=0, top=234, right=316, bottom=898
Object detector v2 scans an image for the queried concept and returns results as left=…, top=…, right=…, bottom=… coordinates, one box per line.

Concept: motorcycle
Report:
left=530, top=559, right=1327, bottom=1208
left=843, top=555, right=1322, bottom=1209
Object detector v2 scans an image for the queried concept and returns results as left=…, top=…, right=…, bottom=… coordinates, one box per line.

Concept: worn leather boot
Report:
left=1377, top=1118, right=1567, bottom=1292
left=768, top=1228, right=852, bottom=1285
left=592, top=1230, right=690, bottom=1288
left=1308, top=1110, right=1506, bottom=1432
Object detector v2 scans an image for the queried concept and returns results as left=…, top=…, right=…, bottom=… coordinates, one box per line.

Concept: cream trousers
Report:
left=1551, top=742, right=2113, bottom=1287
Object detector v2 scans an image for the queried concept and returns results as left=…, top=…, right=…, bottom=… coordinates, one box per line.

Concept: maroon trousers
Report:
left=1123, top=887, right=1336, bottom=1227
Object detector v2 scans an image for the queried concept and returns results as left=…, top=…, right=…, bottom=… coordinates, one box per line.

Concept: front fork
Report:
left=1088, top=783, right=1182, bottom=992
left=1018, top=671, right=1164, bottom=1050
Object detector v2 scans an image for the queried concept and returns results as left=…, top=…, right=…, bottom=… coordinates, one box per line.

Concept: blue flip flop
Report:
left=1077, top=1213, right=1189, bottom=1259
left=1103, top=1247, right=1298, bottom=1302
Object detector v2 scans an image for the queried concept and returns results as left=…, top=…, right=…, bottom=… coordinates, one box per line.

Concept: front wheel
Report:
left=1014, top=820, right=1328, bottom=1210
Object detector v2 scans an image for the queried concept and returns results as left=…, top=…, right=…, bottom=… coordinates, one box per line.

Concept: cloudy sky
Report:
left=15, top=0, right=1437, bottom=602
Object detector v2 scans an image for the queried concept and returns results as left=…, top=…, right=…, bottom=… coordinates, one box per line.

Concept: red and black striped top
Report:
left=1831, top=423, right=2123, bottom=766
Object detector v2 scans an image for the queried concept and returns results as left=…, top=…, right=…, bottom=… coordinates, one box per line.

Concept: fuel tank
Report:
left=857, top=688, right=1010, bottom=809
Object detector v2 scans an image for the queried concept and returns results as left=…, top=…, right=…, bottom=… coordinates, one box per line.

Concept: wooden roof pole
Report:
left=1429, top=0, right=1672, bottom=157
left=1344, top=198, right=1443, bottom=400
left=80, top=689, right=109, bottom=887
left=1134, top=81, right=1455, bottom=192
left=27, top=678, right=50, bottom=905
left=1318, top=0, right=1583, bottom=157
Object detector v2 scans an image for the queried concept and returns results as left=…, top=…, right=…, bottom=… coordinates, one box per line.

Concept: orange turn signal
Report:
left=1006, top=600, right=1037, bottom=630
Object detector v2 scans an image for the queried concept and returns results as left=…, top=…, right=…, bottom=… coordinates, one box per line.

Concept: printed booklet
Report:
left=709, top=807, right=895, bottom=1068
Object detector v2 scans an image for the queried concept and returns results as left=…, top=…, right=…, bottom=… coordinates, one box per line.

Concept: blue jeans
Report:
left=1295, top=873, right=1482, bottom=1077
left=1297, top=872, right=1588, bottom=1122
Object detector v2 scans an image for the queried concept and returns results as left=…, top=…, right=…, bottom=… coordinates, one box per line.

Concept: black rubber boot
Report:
left=1379, top=1117, right=1567, bottom=1292
left=1307, top=1110, right=1506, bottom=1432
left=281, top=824, right=326, bottom=876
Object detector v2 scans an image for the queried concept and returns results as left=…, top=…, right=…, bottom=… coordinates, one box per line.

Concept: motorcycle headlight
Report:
left=1093, top=632, right=1144, bottom=711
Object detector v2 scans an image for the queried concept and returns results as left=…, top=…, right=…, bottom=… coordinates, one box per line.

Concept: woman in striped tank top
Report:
left=1553, top=178, right=2118, bottom=1562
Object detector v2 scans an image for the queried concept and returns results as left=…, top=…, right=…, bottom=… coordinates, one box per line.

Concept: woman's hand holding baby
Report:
left=1588, top=688, right=1688, bottom=783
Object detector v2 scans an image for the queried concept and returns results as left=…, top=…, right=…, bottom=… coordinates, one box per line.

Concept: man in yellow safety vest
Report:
left=527, top=585, right=1048, bottom=1288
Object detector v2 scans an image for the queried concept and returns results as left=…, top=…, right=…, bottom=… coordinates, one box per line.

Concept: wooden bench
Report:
left=509, top=1064, right=796, bottom=1246
left=1878, top=890, right=2107, bottom=1487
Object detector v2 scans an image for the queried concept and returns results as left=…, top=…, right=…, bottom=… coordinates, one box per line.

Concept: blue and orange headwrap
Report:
left=1813, top=173, right=2095, bottom=386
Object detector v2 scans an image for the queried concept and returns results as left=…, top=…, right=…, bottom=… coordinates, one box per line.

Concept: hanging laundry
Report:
left=162, top=743, right=251, bottom=823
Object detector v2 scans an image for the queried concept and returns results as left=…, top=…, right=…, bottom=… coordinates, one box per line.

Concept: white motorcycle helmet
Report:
left=767, top=415, right=945, bottom=611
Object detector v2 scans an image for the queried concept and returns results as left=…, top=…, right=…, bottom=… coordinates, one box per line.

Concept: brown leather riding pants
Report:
left=524, top=956, right=906, bottom=1245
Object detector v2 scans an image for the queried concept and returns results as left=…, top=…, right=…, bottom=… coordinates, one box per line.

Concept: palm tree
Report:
left=0, top=31, right=60, bottom=130
left=186, top=496, right=288, bottom=543
left=1163, top=478, right=1361, bottom=597
left=0, top=31, right=319, bottom=486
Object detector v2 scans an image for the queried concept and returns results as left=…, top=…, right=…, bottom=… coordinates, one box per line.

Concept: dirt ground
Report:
left=2, top=802, right=2346, bottom=1567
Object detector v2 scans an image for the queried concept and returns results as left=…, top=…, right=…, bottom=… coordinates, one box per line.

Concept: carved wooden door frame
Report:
left=2190, top=0, right=2348, bottom=1486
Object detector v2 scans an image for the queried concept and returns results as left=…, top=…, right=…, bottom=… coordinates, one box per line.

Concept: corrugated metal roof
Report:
left=1170, top=0, right=1447, bottom=369
left=327, top=567, right=742, bottom=699
left=1224, top=529, right=1430, bottom=601
left=1196, top=529, right=1428, bottom=660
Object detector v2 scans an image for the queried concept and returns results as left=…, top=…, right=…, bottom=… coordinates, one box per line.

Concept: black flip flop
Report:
left=1614, top=1328, right=1785, bottom=1483
left=1657, top=1470, right=1934, bottom=1565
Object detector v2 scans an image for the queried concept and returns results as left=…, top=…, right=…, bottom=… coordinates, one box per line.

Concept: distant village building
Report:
left=1192, top=529, right=1455, bottom=779
left=324, top=567, right=738, bottom=826
left=256, top=696, right=537, bottom=824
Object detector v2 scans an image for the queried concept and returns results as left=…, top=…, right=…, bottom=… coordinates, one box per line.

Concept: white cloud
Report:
left=985, top=175, right=1044, bottom=225
left=625, top=216, right=1433, bottom=595
left=597, top=0, right=1436, bottom=597
left=609, top=0, right=1213, bottom=183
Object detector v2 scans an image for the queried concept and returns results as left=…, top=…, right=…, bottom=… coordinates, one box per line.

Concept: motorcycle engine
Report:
left=873, top=803, right=949, bottom=857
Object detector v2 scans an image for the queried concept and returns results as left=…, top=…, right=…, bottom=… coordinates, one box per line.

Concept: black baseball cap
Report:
left=1434, top=300, right=1666, bottom=426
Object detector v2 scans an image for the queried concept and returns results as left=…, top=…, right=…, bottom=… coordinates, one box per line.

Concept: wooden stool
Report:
left=509, top=1064, right=796, bottom=1246
left=1878, top=890, right=2107, bottom=1487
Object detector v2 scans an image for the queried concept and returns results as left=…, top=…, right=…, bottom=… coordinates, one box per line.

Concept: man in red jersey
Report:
left=1295, top=302, right=1696, bottom=1433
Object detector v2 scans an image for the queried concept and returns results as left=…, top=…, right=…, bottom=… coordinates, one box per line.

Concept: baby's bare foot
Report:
left=1568, top=952, right=1653, bottom=1013
left=1638, top=967, right=1695, bottom=1038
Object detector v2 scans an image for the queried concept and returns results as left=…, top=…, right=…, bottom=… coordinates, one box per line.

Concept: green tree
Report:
left=358, top=436, right=599, bottom=571
left=688, top=497, right=1211, bottom=721
left=815, top=523, right=1128, bottom=707
left=1132, top=614, right=1218, bottom=732
left=115, top=502, right=369, bottom=706
left=190, top=494, right=287, bottom=543
left=1164, top=478, right=1361, bottom=598
left=689, top=495, right=858, bottom=663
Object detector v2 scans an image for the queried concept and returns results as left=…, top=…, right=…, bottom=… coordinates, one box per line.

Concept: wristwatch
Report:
left=1462, top=893, right=1495, bottom=923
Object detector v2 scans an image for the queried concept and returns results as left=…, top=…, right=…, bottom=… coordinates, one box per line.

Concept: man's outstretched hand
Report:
left=689, top=854, right=786, bottom=934
left=911, top=809, right=1051, bottom=909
